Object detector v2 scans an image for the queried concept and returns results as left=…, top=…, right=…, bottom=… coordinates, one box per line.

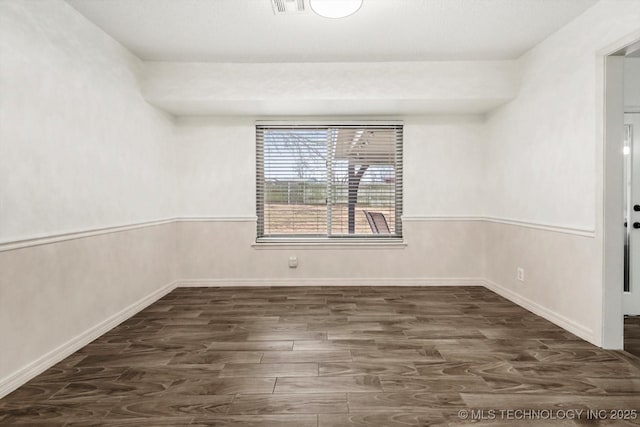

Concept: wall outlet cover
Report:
left=288, top=256, right=298, bottom=268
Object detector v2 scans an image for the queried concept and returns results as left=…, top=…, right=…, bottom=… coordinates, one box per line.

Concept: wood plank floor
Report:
left=626, top=316, right=640, bottom=359
left=1, top=286, right=639, bottom=426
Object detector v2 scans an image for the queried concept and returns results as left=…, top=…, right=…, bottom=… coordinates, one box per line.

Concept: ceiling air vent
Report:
left=271, top=0, right=306, bottom=15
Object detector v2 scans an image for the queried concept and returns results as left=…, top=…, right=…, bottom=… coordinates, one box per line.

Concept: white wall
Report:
left=176, top=115, right=486, bottom=219
left=0, top=0, right=177, bottom=243
left=3, top=0, right=640, bottom=397
left=0, top=0, right=177, bottom=395
left=403, top=116, right=486, bottom=218
left=483, top=0, right=640, bottom=345
left=174, top=115, right=487, bottom=283
left=142, top=61, right=518, bottom=116
left=626, top=57, right=640, bottom=110
left=176, top=117, right=255, bottom=218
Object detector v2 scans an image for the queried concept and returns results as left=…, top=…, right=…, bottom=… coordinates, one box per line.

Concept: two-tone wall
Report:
left=2, top=0, right=640, bottom=401
left=170, top=0, right=640, bottom=348
left=0, top=0, right=177, bottom=395
left=483, top=0, right=640, bottom=346
left=174, top=116, right=486, bottom=286
left=0, top=0, right=490, bottom=397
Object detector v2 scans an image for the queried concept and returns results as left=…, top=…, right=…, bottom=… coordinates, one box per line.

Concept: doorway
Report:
left=624, top=57, right=640, bottom=355
left=625, top=114, right=640, bottom=315
left=603, top=36, right=640, bottom=351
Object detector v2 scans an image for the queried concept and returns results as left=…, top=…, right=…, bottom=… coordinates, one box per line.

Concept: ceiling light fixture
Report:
left=310, top=0, right=362, bottom=18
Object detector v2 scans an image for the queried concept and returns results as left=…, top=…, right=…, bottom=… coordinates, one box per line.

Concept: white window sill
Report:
left=252, top=238, right=406, bottom=250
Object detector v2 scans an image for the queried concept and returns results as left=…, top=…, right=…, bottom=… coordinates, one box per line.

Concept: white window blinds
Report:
left=256, top=124, right=403, bottom=239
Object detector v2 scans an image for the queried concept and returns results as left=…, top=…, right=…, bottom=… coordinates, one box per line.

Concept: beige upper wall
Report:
left=0, top=0, right=177, bottom=243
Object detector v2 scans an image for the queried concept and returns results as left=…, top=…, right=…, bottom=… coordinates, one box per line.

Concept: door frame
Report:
left=624, top=115, right=640, bottom=315
left=601, top=32, right=640, bottom=349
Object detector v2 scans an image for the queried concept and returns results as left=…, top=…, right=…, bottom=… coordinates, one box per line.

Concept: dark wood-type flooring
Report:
left=1, top=286, right=640, bottom=426
left=626, top=316, right=640, bottom=359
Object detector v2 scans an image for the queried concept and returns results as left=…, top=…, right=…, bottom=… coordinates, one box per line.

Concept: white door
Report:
left=625, top=113, right=640, bottom=315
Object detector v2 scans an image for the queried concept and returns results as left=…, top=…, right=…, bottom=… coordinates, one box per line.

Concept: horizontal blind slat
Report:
left=257, top=125, right=402, bottom=238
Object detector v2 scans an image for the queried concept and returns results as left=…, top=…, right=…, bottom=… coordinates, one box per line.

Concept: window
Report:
left=256, top=123, right=403, bottom=240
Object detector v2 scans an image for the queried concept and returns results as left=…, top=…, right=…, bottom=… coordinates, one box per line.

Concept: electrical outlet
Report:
left=516, top=267, right=525, bottom=282
left=288, top=256, right=298, bottom=268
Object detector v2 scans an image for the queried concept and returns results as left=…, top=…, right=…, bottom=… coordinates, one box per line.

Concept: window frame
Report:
left=256, top=121, right=403, bottom=243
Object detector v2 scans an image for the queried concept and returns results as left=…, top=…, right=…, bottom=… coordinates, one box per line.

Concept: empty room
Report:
left=2, top=0, right=640, bottom=425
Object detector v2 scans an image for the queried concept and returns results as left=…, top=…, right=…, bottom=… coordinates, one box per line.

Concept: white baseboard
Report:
left=176, top=277, right=485, bottom=287
left=0, top=281, right=178, bottom=399
left=482, top=279, right=595, bottom=344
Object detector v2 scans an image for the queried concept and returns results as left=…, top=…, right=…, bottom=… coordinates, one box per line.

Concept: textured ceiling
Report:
left=65, top=0, right=597, bottom=63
